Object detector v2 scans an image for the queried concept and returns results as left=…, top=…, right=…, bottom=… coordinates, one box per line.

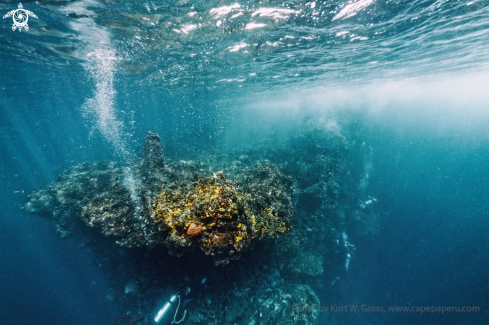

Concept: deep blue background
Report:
left=322, top=110, right=489, bottom=324
left=0, top=60, right=119, bottom=325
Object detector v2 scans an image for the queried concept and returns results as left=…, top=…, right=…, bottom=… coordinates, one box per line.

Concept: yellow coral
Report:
left=151, top=174, right=291, bottom=265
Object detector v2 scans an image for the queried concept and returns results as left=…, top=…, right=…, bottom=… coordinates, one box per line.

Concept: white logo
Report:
left=3, top=3, right=37, bottom=32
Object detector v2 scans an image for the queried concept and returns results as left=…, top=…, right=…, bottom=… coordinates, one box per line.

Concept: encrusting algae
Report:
left=152, top=172, right=292, bottom=266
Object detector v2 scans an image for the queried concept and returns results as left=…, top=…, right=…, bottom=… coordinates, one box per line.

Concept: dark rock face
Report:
left=222, top=283, right=320, bottom=325
left=24, top=160, right=165, bottom=247
left=288, top=251, right=324, bottom=276
left=141, top=131, right=165, bottom=169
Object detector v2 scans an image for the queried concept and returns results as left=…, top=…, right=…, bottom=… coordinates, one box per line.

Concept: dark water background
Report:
left=2, top=0, right=489, bottom=324
left=330, top=105, right=489, bottom=324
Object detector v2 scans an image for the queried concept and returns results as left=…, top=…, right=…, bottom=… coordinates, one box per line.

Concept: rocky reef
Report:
left=152, top=167, right=292, bottom=266
left=25, top=132, right=293, bottom=266
left=24, top=122, right=359, bottom=325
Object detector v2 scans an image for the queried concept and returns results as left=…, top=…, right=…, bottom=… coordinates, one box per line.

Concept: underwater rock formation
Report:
left=220, top=283, right=320, bottom=325
left=23, top=160, right=159, bottom=244
left=140, top=131, right=165, bottom=169
left=152, top=166, right=292, bottom=266
left=23, top=123, right=358, bottom=325
left=24, top=131, right=293, bottom=266
left=288, top=251, right=324, bottom=276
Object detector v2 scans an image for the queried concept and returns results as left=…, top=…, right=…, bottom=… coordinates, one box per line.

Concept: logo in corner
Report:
left=3, top=3, right=38, bottom=32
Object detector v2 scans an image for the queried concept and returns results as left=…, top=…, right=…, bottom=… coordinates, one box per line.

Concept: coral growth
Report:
left=237, top=164, right=293, bottom=239
left=186, top=223, right=203, bottom=236
left=152, top=176, right=248, bottom=265
left=151, top=166, right=293, bottom=265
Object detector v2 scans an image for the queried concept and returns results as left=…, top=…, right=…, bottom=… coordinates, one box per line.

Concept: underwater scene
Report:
left=1, top=0, right=489, bottom=324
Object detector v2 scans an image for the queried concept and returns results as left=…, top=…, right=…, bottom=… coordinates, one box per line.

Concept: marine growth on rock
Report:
left=24, top=132, right=294, bottom=266
left=152, top=170, right=292, bottom=266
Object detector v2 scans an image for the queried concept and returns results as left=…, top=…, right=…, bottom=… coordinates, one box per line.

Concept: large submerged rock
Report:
left=23, top=122, right=358, bottom=325
left=24, top=131, right=294, bottom=266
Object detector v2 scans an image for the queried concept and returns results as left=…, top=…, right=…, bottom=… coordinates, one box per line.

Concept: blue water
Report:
left=328, top=109, right=489, bottom=324
left=2, top=0, right=489, bottom=324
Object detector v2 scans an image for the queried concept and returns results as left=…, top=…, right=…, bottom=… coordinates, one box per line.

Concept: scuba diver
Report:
left=114, top=286, right=192, bottom=325
left=153, top=287, right=191, bottom=324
